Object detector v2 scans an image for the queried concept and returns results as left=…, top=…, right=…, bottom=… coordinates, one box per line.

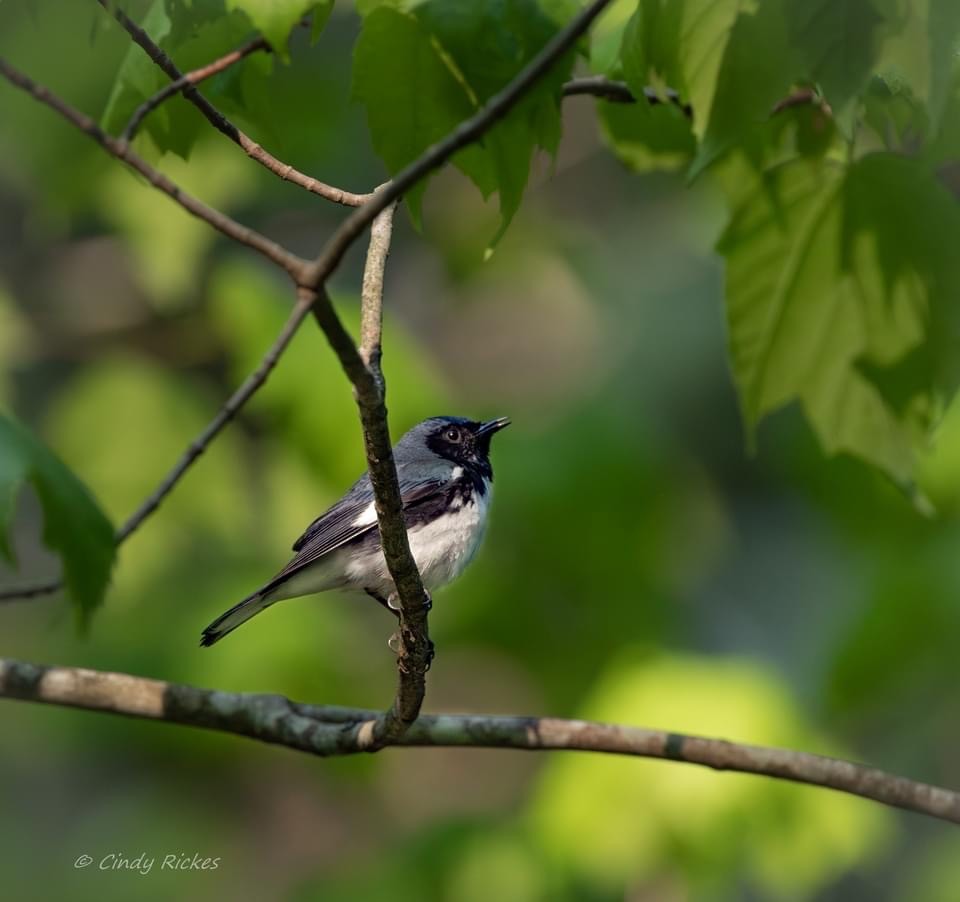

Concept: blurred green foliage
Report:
left=1, top=0, right=960, bottom=900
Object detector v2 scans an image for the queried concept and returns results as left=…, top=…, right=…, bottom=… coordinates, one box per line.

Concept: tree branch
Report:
left=0, top=57, right=306, bottom=280
left=99, top=0, right=372, bottom=207
left=3, top=657, right=958, bottom=825
left=121, top=35, right=269, bottom=141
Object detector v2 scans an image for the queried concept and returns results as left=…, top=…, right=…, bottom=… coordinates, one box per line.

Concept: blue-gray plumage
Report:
left=200, top=415, right=509, bottom=646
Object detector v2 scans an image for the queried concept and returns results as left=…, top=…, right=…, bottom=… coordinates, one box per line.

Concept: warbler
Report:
left=200, top=415, right=510, bottom=646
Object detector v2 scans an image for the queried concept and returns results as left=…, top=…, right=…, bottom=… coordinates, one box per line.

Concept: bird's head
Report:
left=399, top=415, right=510, bottom=480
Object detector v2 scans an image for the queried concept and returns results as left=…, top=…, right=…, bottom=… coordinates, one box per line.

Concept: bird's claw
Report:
left=388, top=632, right=435, bottom=673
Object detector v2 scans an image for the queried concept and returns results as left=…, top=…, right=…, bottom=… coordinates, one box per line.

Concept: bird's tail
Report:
left=200, top=590, right=275, bottom=647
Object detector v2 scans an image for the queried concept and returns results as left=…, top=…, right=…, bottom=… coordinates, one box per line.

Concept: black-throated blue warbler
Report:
left=201, top=415, right=510, bottom=646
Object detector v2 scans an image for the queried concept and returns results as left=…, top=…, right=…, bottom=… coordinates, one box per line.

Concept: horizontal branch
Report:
left=100, top=0, right=371, bottom=207
left=2, top=657, right=958, bottom=825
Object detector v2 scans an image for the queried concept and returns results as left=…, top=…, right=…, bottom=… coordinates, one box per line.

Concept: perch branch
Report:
left=2, top=657, right=959, bottom=825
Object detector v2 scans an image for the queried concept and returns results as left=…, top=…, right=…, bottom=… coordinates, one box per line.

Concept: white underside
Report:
left=268, top=480, right=492, bottom=603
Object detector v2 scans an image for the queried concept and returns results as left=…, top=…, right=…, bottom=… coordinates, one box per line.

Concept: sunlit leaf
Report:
left=619, top=0, right=742, bottom=141
left=718, top=154, right=960, bottom=486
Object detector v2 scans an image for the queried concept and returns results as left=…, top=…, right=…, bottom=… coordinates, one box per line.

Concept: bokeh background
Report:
left=3, top=3, right=960, bottom=901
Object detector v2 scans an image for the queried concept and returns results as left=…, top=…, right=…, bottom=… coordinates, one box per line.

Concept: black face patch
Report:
left=425, top=418, right=493, bottom=482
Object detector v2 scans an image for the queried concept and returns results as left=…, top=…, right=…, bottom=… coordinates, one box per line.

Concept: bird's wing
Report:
left=267, top=478, right=446, bottom=589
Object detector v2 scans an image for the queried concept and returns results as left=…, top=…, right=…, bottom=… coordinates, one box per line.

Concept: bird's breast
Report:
left=406, top=477, right=492, bottom=590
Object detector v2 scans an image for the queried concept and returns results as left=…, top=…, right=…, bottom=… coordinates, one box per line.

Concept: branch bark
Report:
left=3, top=657, right=958, bottom=825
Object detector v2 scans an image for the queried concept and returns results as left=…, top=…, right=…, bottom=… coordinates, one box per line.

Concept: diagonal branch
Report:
left=3, top=657, right=959, bottom=825
left=0, top=57, right=306, bottom=280
left=99, top=0, right=371, bottom=207
left=122, top=35, right=269, bottom=141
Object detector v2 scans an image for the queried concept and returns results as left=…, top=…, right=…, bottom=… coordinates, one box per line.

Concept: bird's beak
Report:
left=476, top=416, right=511, bottom=437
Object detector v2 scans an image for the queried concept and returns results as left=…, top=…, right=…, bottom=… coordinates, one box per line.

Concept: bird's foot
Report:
left=422, top=590, right=433, bottom=613
left=388, top=631, right=435, bottom=673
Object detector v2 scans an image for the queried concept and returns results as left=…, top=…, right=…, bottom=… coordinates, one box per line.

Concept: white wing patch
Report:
left=352, top=500, right=378, bottom=528
left=343, top=477, right=493, bottom=595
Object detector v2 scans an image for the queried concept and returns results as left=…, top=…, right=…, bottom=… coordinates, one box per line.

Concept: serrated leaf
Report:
left=0, top=414, right=114, bottom=625
left=718, top=155, right=960, bottom=485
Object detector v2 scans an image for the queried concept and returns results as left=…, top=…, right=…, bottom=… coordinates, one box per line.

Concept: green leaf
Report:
left=588, top=0, right=640, bottom=74
left=310, top=0, right=334, bottom=42
left=689, top=0, right=799, bottom=177
left=100, top=0, right=292, bottom=156
left=412, top=0, right=575, bottom=238
left=0, top=414, right=114, bottom=625
left=783, top=0, right=887, bottom=126
left=596, top=97, right=695, bottom=172
left=351, top=7, right=481, bottom=227
left=619, top=0, right=741, bottom=141
left=718, top=155, right=960, bottom=485
left=225, top=0, right=315, bottom=61
left=873, top=0, right=960, bottom=135
left=927, top=0, right=960, bottom=129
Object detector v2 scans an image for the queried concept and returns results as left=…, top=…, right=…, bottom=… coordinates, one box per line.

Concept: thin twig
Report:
left=562, top=76, right=692, bottom=115
left=0, top=58, right=306, bottom=280
left=3, top=657, right=958, bottom=825
left=122, top=36, right=269, bottom=141
left=114, top=292, right=317, bottom=542
left=0, top=579, right=62, bottom=602
left=98, top=0, right=372, bottom=207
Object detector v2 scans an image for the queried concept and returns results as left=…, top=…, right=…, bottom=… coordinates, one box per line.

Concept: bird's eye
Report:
left=445, top=427, right=461, bottom=442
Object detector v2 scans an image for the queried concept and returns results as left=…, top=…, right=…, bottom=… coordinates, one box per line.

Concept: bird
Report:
left=200, top=415, right=510, bottom=647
